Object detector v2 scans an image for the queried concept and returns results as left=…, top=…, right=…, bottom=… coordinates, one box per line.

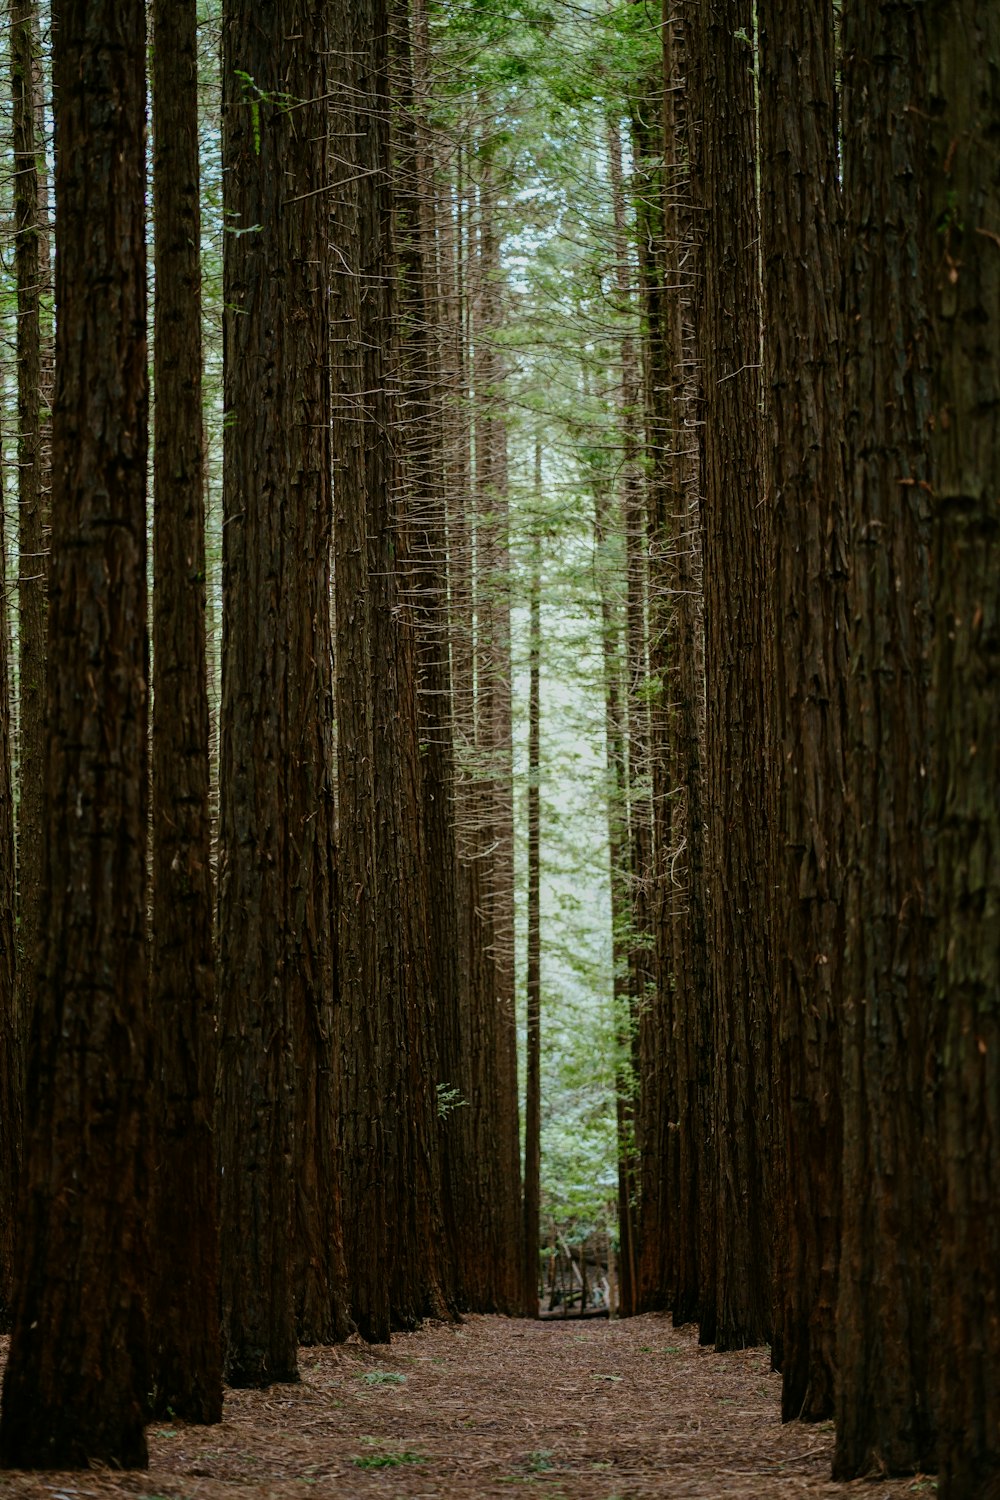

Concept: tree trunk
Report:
left=0, top=0, right=151, bottom=1464
left=758, top=0, right=847, bottom=1422
left=523, top=466, right=543, bottom=1315
left=925, top=5, right=1000, bottom=1492
left=11, top=0, right=51, bottom=1034
left=332, top=0, right=389, bottom=1343
left=218, top=0, right=325, bottom=1385
left=0, top=441, right=20, bottom=1323
left=835, top=0, right=935, bottom=1475
left=149, top=0, right=222, bottom=1422
left=689, top=0, right=773, bottom=1351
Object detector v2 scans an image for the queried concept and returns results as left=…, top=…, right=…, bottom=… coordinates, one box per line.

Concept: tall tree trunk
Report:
left=332, top=0, right=389, bottom=1343
left=0, top=447, right=20, bottom=1322
left=926, top=5, right=1000, bottom=1492
left=219, top=0, right=338, bottom=1383
left=149, top=0, right=222, bottom=1422
left=594, top=463, right=637, bottom=1318
left=689, top=0, right=773, bottom=1351
left=392, top=0, right=462, bottom=1318
left=11, top=0, right=52, bottom=1030
left=523, top=462, right=542, bottom=1315
left=606, top=112, right=647, bottom=1320
left=835, top=0, right=935, bottom=1476
left=0, top=0, right=151, bottom=1464
left=758, top=0, right=847, bottom=1422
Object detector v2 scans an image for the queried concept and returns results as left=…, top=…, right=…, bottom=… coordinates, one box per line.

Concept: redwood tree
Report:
left=926, top=4, right=1000, bottom=1491
left=0, top=458, right=19, bottom=1322
left=758, top=0, right=847, bottom=1421
left=149, top=0, right=222, bottom=1422
left=835, top=0, right=934, bottom=1475
left=0, top=0, right=152, bottom=1465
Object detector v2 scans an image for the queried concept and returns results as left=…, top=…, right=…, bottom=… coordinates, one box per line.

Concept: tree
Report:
left=926, top=4, right=1000, bottom=1491
left=758, top=0, right=847, bottom=1421
left=149, top=0, right=223, bottom=1422
left=217, top=0, right=347, bottom=1381
left=689, top=0, right=773, bottom=1352
left=0, top=0, right=152, bottom=1465
left=835, top=0, right=934, bottom=1475
left=11, top=0, right=51, bottom=1020
left=523, top=487, right=542, bottom=1312
left=0, top=450, right=20, bottom=1322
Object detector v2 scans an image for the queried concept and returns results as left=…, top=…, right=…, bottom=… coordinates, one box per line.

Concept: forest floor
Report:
left=0, top=1316, right=934, bottom=1499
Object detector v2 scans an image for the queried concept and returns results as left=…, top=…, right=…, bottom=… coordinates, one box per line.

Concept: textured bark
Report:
left=331, top=0, right=389, bottom=1343
left=392, top=0, right=462, bottom=1319
left=758, top=0, right=846, bottom=1422
left=925, top=6, right=1000, bottom=1492
left=631, top=64, right=678, bottom=1319
left=523, top=511, right=542, bottom=1314
left=0, top=0, right=151, bottom=1464
left=0, top=444, right=20, bottom=1323
left=594, top=472, right=637, bottom=1317
left=219, top=0, right=341, bottom=1383
left=468, top=161, right=523, bottom=1315
left=689, top=0, right=773, bottom=1351
left=607, top=112, right=647, bottom=1320
left=835, top=0, right=934, bottom=1476
left=11, top=0, right=51, bottom=1030
left=149, top=0, right=222, bottom=1422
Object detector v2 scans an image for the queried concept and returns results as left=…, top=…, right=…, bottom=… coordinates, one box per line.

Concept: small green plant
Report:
left=352, top=1449, right=425, bottom=1470
left=360, top=1370, right=406, bottom=1386
left=527, top=1450, right=554, bottom=1472
left=436, top=1082, right=468, bottom=1119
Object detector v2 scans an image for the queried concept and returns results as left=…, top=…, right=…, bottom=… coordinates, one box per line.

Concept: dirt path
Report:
left=0, top=1317, right=932, bottom=1498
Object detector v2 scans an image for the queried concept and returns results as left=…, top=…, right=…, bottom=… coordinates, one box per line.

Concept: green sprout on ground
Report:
left=352, top=1448, right=425, bottom=1470
left=360, top=1370, right=406, bottom=1386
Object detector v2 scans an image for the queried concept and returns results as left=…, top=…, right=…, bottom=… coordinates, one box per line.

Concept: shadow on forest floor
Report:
left=0, top=1317, right=933, bottom=1498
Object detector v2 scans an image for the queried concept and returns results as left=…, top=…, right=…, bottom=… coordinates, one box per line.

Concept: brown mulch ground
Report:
left=0, top=1316, right=935, bottom=1499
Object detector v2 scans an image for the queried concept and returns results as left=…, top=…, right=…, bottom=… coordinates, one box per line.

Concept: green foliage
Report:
left=359, top=1370, right=406, bottom=1386
left=352, top=1448, right=425, bottom=1470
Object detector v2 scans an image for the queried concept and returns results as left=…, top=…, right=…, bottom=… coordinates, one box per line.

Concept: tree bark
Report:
left=925, top=5, right=1000, bottom=1492
left=758, top=0, right=847, bottom=1422
left=689, top=0, right=773, bottom=1352
left=523, top=463, right=542, bottom=1315
left=0, top=441, right=20, bottom=1323
left=149, top=0, right=222, bottom=1422
left=835, top=0, right=935, bottom=1475
left=11, top=0, right=51, bottom=1033
left=0, top=0, right=151, bottom=1464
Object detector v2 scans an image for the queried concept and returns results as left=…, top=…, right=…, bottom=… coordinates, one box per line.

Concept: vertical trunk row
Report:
left=149, top=0, right=222, bottom=1421
left=926, top=5, right=1000, bottom=1492
left=758, top=0, right=846, bottom=1421
left=688, top=0, right=773, bottom=1352
left=835, top=0, right=934, bottom=1476
left=0, top=0, right=151, bottom=1463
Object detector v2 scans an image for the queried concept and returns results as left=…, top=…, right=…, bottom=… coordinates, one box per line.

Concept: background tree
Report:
left=0, top=462, right=19, bottom=1322
left=0, top=0, right=152, bottom=1465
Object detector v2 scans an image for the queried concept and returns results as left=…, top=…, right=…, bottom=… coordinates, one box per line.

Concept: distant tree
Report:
left=0, top=0, right=152, bottom=1466
left=688, top=0, right=773, bottom=1351
left=925, top=4, right=1000, bottom=1492
left=0, top=445, right=20, bottom=1321
left=835, top=0, right=934, bottom=1476
left=758, top=0, right=846, bottom=1421
left=149, top=0, right=222, bottom=1422
left=11, top=0, right=51, bottom=1020
left=523, top=501, right=542, bottom=1314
